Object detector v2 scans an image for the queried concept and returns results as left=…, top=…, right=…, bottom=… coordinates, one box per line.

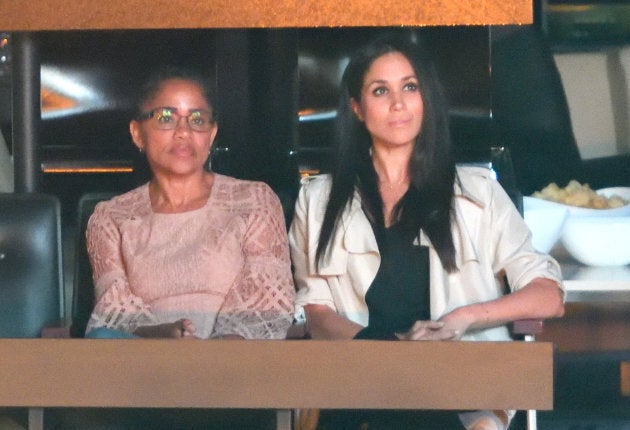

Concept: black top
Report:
left=354, top=221, right=430, bottom=340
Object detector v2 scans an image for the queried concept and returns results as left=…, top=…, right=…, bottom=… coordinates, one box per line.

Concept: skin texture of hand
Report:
left=133, top=318, right=197, bottom=339
left=395, top=320, right=460, bottom=341
left=436, top=307, right=477, bottom=340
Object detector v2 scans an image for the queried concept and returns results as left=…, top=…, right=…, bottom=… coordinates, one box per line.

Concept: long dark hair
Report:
left=316, top=31, right=457, bottom=272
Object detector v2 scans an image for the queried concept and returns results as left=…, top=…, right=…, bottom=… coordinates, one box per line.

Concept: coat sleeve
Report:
left=288, top=177, right=338, bottom=322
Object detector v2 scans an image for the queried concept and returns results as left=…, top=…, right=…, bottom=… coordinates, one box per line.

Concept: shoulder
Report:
left=92, top=184, right=151, bottom=222
left=297, top=174, right=332, bottom=199
left=213, top=174, right=281, bottom=210
left=454, top=165, right=499, bottom=206
left=455, top=165, right=495, bottom=186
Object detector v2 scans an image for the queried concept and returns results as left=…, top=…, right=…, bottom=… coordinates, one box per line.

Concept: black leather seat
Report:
left=70, top=191, right=117, bottom=338
left=0, top=193, right=63, bottom=337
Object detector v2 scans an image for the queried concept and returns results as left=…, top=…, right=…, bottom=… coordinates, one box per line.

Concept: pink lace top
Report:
left=85, top=174, right=295, bottom=339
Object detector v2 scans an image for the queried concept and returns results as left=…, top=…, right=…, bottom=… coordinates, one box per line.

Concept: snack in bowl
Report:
left=530, top=181, right=630, bottom=217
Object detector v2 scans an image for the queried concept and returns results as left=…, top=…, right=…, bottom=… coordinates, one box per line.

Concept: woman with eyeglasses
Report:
left=84, top=65, right=295, bottom=340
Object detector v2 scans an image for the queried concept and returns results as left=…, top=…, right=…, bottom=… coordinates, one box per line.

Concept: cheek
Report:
left=362, top=101, right=386, bottom=125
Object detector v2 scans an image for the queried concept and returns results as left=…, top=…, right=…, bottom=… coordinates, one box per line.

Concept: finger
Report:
left=425, top=321, right=447, bottom=331
left=408, top=327, right=432, bottom=340
left=182, top=320, right=196, bottom=334
left=411, top=320, right=444, bottom=331
left=409, top=327, right=459, bottom=341
left=177, top=319, right=189, bottom=337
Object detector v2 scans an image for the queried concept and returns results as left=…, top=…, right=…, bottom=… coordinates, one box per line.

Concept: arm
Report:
left=288, top=177, right=363, bottom=340
left=404, top=172, right=564, bottom=341
left=85, top=203, right=159, bottom=336
left=212, top=185, right=295, bottom=339
left=303, top=304, right=363, bottom=339
left=436, top=277, right=564, bottom=339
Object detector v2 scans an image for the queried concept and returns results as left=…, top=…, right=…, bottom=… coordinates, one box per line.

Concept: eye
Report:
left=403, top=82, right=419, bottom=92
left=372, top=86, right=388, bottom=96
left=155, top=108, right=175, bottom=124
left=189, top=111, right=208, bottom=126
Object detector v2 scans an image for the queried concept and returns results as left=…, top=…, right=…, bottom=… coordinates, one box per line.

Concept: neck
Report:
left=149, top=172, right=214, bottom=213
left=371, top=145, right=411, bottom=187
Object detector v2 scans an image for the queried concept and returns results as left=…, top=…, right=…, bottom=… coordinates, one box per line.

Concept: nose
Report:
left=173, top=115, right=192, bottom=133
left=390, top=91, right=405, bottom=111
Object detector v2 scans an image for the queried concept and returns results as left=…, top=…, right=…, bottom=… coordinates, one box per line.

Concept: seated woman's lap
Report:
left=86, top=327, right=139, bottom=339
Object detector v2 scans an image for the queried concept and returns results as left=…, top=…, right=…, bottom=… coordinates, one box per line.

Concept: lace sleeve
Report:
left=84, top=203, right=157, bottom=335
left=212, top=186, right=295, bottom=339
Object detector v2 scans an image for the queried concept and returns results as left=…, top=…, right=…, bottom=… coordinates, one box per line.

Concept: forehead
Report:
left=145, top=78, right=210, bottom=108
left=364, top=52, right=416, bottom=82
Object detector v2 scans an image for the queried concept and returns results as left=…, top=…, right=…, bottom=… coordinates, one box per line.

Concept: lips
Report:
left=171, top=145, right=194, bottom=157
left=389, top=117, right=412, bottom=127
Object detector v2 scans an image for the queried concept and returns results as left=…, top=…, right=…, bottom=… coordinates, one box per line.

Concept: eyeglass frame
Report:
left=135, top=106, right=215, bottom=132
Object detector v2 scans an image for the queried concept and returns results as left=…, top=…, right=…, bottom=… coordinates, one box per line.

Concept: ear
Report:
left=129, top=120, right=145, bottom=152
left=350, top=98, right=364, bottom=122
left=208, top=122, right=219, bottom=152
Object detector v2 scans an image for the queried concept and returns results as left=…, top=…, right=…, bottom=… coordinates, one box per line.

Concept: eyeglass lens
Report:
left=150, top=108, right=213, bottom=131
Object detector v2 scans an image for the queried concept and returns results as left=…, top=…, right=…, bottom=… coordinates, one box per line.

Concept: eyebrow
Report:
left=151, top=106, right=211, bottom=114
left=364, top=75, right=418, bottom=87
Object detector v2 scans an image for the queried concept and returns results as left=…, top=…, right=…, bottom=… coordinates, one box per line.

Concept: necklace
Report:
left=378, top=179, right=409, bottom=190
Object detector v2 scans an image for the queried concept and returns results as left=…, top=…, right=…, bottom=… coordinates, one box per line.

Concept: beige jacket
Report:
left=289, top=166, right=564, bottom=342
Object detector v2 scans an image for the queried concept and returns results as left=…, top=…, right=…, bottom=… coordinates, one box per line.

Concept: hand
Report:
left=396, top=320, right=459, bottom=341
left=133, top=318, right=197, bottom=339
left=176, top=318, right=197, bottom=338
left=437, top=308, right=477, bottom=340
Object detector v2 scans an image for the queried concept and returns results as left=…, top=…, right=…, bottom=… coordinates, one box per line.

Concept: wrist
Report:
left=468, top=302, right=490, bottom=329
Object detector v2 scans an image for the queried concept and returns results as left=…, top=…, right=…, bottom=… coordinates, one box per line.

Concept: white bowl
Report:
left=523, top=197, right=569, bottom=253
left=561, top=216, right=630, bottom=266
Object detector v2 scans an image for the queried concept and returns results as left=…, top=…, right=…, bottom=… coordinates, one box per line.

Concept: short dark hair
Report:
left=132, top=65, right=217, bottom=122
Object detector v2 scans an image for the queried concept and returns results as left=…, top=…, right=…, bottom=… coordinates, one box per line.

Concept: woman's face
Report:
left=350, top=52, right=423, bottom=150
left=130, top=78, right=218, bottom=179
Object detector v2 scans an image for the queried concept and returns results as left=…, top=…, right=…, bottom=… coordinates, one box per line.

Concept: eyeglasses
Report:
left=136, top=107, right=214, bottom=132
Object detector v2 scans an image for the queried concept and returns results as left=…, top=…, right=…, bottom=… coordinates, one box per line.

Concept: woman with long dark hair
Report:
left=289, top=32, right=564, bottom=429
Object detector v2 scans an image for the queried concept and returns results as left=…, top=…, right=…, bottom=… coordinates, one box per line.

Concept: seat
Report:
left=70, top=191, right=118, bottom=338
left=0, top=192, right=63, bottom=338
left=0, top=131, right=13, bottom=193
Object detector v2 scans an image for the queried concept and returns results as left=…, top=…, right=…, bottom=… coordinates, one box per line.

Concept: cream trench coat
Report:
left=288, top=166, right=564, bottom=342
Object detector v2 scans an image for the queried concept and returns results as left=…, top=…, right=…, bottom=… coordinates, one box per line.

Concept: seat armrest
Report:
left=41, top=322, right=71, bottom=338
left=286, top=322, right=308, bottom=339
left=511, top=319, right=543, bottom=337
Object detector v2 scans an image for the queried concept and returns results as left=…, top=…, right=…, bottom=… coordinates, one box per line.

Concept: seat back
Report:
left=70, top=192, right=117, bottom=338
left=0, top=131, right=13, bottom=193
left=455, top=145, right=523, bottom=215
left=0, top=193, right=63, bottom=337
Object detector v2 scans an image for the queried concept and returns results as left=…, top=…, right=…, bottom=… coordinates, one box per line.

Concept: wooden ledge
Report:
left=0, top=0, right=532, bottom=31
left=0, top=339, right=552, bottom=410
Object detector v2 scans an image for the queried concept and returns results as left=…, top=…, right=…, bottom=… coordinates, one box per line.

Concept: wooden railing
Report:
left=0, top=0, right=531, bottom=30
left=0, top=339, right=553, bottom=430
